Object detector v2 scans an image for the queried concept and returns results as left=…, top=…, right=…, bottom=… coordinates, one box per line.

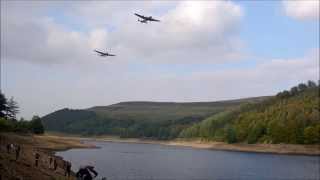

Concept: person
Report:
left=49, top=156, right=53, bottom=169
left=34, top=152, right=40, bottom=167
left=53, top=158, right=58, bottom=171
left=0, top=135, right=4, bottom=147
left=64, top=161, right=71, bottom=177
left=15, top=144, right=21, bottom=160
left=6, top=144, right=10, bottom=153
left=76, top=165, right=98, bottom=180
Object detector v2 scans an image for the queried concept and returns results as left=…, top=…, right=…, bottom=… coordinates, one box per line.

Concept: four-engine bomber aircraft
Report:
left=94, top=13, right=160, bottom=58
left=134, top=13, right=160, bottom=23
left=94, top=49, right=116, bottom=57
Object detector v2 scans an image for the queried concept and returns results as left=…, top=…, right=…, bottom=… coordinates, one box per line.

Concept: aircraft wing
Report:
left=134, top=13, right=146, bottom=19
left=150, top=17, right=160, bottom=22
left=108, top=54, right=116, bottom=56
left=94, top=50, right=106, bottom=55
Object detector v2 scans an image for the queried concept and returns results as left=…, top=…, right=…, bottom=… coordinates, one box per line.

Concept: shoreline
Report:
left=95, top=138, right=320, bottom=156
left=0, top=133, right=96, bottom=180
left=1, top=132, right=318, bottom=179
left=47, top=133, right=320, bottom=156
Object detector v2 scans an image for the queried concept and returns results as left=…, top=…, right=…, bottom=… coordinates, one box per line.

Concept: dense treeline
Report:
left=42, top=98, right=265, bottom=139
left=0, top=92, right=44, bottom=134
left=179, top=81, right=320, bottom=144
left=42, top=81, right=319, bottom=144
left=43, top=108, right=204, bottom=140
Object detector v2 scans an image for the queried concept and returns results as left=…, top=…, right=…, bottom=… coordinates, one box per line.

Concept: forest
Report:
left=41, top=98, right=264, bottom=139
left=179, top=81, right=320, bottom=144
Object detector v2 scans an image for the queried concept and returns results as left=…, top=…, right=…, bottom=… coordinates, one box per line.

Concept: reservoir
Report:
left=57, top=141, right=319, bottom=180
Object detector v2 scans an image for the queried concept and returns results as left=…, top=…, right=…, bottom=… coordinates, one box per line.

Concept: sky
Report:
left=1, top=0, right=319, bottom=119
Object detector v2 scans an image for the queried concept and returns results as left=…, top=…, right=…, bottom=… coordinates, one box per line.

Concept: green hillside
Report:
left=88, top=99, right=267, bottom=122
left=42, top=81, right=319, bottom=143
left=42, top=97, right=267, bottom=139
left=179, top=81, right=320, bottom=144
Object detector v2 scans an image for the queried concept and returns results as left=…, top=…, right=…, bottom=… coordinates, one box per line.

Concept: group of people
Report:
left=2, top=140, right=73, bottom=178
left=1, top=136, right=101, bottom=180
left=34, top=151, right=101, bottom=180
left=6, top=143, right=21, bottom=160
left=33, top=151, right=72, bottom=177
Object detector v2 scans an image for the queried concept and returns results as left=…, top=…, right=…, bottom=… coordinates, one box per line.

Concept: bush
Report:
left=0, top=118, right=13, bottom=131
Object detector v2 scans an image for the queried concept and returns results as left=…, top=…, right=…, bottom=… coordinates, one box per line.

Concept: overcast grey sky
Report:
left=1, top=1, right=319, bottom=119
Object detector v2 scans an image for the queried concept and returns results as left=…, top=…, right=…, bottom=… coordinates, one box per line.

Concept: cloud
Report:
left=1, top=1, right=245, bottom=65
left=1, top=2, right=106, bottom=65
left=107, top=1, right=245, bottom=64
left=283, top=0, right=319, bottom=20
left=4, top=49, right=317, bottom=119
left=1, top=1, right=318, bottom=119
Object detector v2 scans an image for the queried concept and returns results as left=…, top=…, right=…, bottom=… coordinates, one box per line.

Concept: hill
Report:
left=88, top=98, right=267, bottom=122
left=179, top=81, right=320, bottom=144
left=42, top=97, right=267, bottom=139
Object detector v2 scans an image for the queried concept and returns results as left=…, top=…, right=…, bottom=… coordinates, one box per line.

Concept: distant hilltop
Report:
left=89, top=97, right=269, bottom=109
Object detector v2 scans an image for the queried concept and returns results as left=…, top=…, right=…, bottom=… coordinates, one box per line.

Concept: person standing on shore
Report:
left=53, top=158, right=58, bottom=171
left=0, top=135, right=4, bottom=149
left=15, top=144, right=21, bottom=160
left=6, top=143, right=10, bottom=153
left=49, top=156, right=53, bottom=169
left=34, top=152, right=40, bottom=167
left=64, top=161, right=71, bottom=177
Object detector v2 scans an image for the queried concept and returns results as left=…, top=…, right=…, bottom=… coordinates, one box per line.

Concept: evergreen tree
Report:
left=6, top=97, right=19, bottom=120
left=0, top=92, right=8, bottom=118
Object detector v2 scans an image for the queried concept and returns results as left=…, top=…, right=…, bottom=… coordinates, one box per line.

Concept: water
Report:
left=57, top=141, right=320, bottom=180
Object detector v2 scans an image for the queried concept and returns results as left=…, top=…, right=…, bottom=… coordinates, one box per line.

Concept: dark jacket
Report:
left=76, top=166, right=98, bottom=180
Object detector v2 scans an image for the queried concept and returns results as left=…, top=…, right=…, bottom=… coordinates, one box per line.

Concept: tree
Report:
left=0, top=92, right=7, bottom=118
left=247, top=122, right=265, bottom=144
left=224, top=125, right=237, bottom=143
left=307, top=80, right=317, bottom=88
left=290, top=86, right=299, bottom=95
left=0, top=117, right=13, bottom=132
left=30, top=115, right=44, bottom=134
left=276, top=90, right=291, bottom=99
left=6, top=97, right=19, bottom=120
left=297, top=83, right=308, bottom=92
left=304, top=126, right=320, bottom=144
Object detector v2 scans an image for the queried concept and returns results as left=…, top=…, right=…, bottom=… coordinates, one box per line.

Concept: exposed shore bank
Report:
left=96, top=138, right=320, bottom=156
left=47, top=133, right=320, bottom=156
left=0, top=133, right=95, bottom=180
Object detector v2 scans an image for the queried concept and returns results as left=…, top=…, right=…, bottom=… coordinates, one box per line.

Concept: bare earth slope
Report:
left=0, top=133, right=94, bottom=180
